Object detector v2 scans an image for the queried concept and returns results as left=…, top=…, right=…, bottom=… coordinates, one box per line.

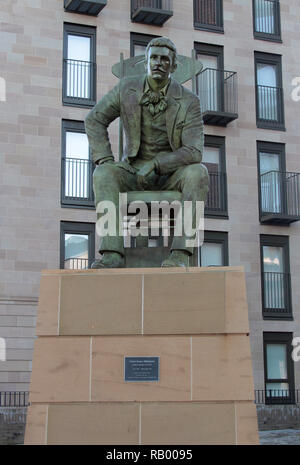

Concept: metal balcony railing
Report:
left=131, top=0, right=173, bottom=25
left=64, top=258, right=92, bottom=270
left=64, top=0, right=107, bottom=16
left=0, top=391, right=29, bottom=407
left=61, top=157, right=94, bottom=206
left=63, top=59, right=96, bottom=105
left=198, top=68, right=238, bottom=126
left=262, top=271, right=291, bottom=316
left=260, top=171, right=300, bottom=223
left=194, top=0, right=223, bottom=31
left=205, top=172, right=227, bottom=215
left=255, top=389, right=300, bottom=405
left=132, top=0, right=172, bottom=12
left=256, top=85, right=284, bottom=127
left=253, top=0, right=281, bottom=39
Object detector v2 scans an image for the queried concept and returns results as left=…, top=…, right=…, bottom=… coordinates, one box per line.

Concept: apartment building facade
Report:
left=1, top=0, right=300, bottom=425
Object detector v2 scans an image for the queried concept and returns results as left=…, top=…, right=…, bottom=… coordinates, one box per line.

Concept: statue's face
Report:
left=146, top=46, right=175, bottom=81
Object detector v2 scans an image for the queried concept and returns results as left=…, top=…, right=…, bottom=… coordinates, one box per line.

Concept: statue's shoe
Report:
left=91, top=252, right=124, bottom=269
left=161, top=251, right=189, bottom=268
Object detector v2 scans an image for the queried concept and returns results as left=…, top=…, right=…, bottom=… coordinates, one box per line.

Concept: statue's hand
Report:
left=136, top=160, right=156, bottom=189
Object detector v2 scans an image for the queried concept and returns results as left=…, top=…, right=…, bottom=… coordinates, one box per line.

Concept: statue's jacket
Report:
left=85, top=74, right=204, bottom=176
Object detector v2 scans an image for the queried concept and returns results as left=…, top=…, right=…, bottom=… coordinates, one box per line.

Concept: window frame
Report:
left=254, top=52, right=285, bottom=131
left=260, top=234, right=292, bottom=320
left=257, top=141, right=286, bottom=221
left=61, top=119, right=95, bottom=209
left=60, top=221, right=95, bottom=269
left=195, top=42, right=225, bottom=116
left=252, top=0, right=282, bottom=43
left=130, top=32, right=160, bottom=58
left=194, top=42, right=224, bottom=71
left=203, top=135, right=228, bottom=219
left=193, top=0, right=224, bottom=34
left=62, top=22, right=97, bottom=108
left=192, top=230, right=229, bottom=267
left=263, top=332, right=295, bottom=404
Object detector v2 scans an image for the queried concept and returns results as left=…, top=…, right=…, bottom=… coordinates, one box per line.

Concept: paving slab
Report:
left=259, top=429, right=300, bottom=445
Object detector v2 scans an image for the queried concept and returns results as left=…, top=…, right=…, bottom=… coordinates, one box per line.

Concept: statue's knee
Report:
left=198, top=164, right=209, bottom=187
left=93, top=163, right=116, bottom=182
left=184, top=163, right=209, bottom=186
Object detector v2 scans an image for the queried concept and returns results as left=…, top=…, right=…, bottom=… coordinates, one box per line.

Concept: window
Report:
left=202, top=136, right=227, bottom=217
left=196, top=43, right=224, bottom=112
left=255, top=52, right=285, bottom=130
left=63, top=23, right=96, bottom=107
left=60, top=222, right=95, bottom=269
left=260, top=235, right=292, bottom=319
left=195, top=43, right=238, bottom=126
left=61, top=120, right=94, bottom=208
left=130, top=32, right=159, bottom=58
left=253, top=0, right=281, bottom=42
left=263, top=333, right=295, bottom=404
left=257, top=141, right=284, bottom=219
left=194, top=0, right=223, bottom=33
left=258, top=142, right=300, bottom=223
left=192, top=231, right=228, bottom=267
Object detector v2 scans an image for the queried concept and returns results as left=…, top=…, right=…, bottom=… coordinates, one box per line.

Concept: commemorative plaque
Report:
left=124, top=356, right=159, bottom=382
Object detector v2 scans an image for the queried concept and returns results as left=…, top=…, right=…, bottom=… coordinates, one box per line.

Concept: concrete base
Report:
left=25, top=266, right=259, bottom=445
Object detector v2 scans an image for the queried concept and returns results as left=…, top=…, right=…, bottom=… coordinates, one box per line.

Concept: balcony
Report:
left=0, top=391, right=29, bottom=407
left=260, top=171, right=300, bottom=224
left=205, top=172, right=227, bottom=217
left=63, top=58, right=96, bottom=107
left=262, top=271, right=292, bottom=319
left=61, top=157, right=94, bottom=207
left=194, top=0, right=223, bottom=32
left=64, top=258, right=92, bottom=270
left=198, top=68, right=238, bottom=126
left=64, top=0, right=107, bottom=16
left=255, top=389, right=299, bottom=405
left=131, top=0, right=173, bottom=26
left=256, top=85, right=285, bottom=130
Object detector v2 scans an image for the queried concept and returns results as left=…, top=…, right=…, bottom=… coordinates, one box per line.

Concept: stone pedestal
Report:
left=25, top=266, right=259, bottom=445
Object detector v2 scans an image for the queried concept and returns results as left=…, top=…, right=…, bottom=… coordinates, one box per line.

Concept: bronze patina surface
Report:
left=85, top=37, right=209, bottom=268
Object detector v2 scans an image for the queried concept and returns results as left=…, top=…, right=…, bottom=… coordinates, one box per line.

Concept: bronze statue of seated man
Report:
left=85, top=37, right=209, bottom=268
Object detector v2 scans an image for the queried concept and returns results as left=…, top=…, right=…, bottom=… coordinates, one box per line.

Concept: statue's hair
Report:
left=145, top=37, right=177, bottom=65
